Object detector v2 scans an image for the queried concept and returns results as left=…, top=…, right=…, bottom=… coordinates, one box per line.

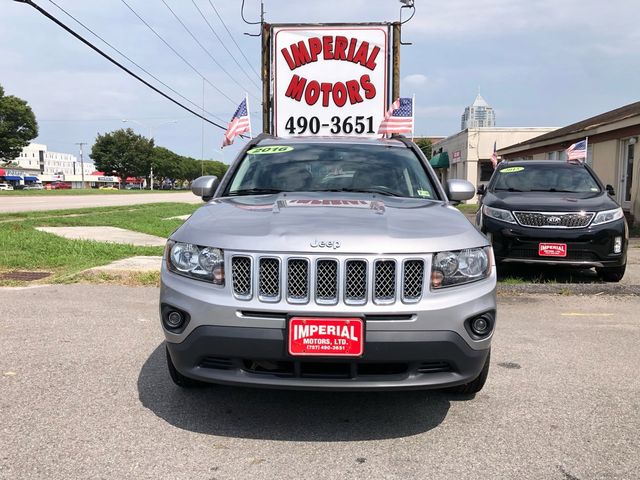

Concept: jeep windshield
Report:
left=224, top=143, right=440, bottom=200
left=491, top=164, right=601, bottom=193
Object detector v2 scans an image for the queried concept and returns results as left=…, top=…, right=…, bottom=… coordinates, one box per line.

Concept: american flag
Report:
left=378, top=97, right=413, bottom=135
left=222, top=98, right=251, bottom=148
left=566, top=139, right=587, bottom=161
left=491, top=141, right=498, bottom=168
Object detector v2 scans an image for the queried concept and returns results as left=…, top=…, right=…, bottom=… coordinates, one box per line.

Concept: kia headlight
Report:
left=165, top=240, right=224, bottom=285
left=431, top=247, right=492, bottom=289
left=482, top=205, right=516, bottom=224
left=591, top=207, right=624, bottom=226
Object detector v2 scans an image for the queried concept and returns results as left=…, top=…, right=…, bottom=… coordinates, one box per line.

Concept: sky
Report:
left=1, top=0, right=639, bottom=164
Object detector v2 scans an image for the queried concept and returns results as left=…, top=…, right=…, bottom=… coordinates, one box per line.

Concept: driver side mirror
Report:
left=476, top=184, right=486, bottom=196
left=191, top=175, right=220, bottom=201
left=606, top=184, right=615, bottom=196
left=446, top=179, right=476, bottom=203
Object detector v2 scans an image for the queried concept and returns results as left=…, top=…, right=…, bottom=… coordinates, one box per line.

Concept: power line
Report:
left=119, top=0, right=237, bottom=105
left=208, top=0, right=260, bottom=79
left=13, top=0, right=228, bottom=131
left=47, top=0, right=227, bottom=124
left=192, top=0, right=260, bottom=88
left=158, top=0, right=260, bottom=101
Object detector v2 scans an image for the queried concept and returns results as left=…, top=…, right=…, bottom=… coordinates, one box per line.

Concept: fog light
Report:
left=471, top=316, right=491, bottom=336
left=166, top=311, right=184, bottom=328
left=614, top=236, right=622, bottom=254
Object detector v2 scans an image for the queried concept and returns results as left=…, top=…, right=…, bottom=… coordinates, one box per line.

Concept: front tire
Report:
left=166, top=345, right=206, bottom=388
left=596, top=264, right=626, bottom=282
left=447, top=350, right=490, bottom=395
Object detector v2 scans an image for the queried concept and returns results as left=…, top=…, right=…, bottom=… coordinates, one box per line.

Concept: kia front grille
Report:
left=513, top=211, right=594, bottom=228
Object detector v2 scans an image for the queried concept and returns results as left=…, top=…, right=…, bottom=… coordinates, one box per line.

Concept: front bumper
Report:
left=166, top=325, right=490, bottom=391
left=482, top=217, right=627, bottom=267
left=160, top=263, right=496, bottom=390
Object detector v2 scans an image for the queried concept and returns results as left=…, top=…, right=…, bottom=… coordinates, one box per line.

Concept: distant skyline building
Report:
left=461, top=92, right=496, bottom=130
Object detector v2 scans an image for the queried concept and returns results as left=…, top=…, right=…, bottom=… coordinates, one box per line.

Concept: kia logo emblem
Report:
left=547, top=216, right=562, bottom=224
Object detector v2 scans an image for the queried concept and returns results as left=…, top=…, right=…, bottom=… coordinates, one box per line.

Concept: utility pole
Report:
left=75, top=142, right=87, bottom=188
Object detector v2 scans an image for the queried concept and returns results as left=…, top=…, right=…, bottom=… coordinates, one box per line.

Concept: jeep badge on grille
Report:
left=310, top=240, right=341, bottom=249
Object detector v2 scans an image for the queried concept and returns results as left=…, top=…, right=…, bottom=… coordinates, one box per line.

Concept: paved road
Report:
left=0, top=192, right=201, bottom=213
left=1, top=285, right=638, bottom=480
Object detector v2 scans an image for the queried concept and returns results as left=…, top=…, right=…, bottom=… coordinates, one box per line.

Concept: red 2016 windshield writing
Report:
left=280, top=35, right=379, bottom=108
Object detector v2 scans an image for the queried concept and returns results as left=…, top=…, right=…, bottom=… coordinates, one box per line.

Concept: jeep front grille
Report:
left=402, top=260, right=424, bottom=301
left=316, top=259, right=338, bottom=303
left=513, top=211, right=594, bottom=228
left=259, top=258, right=280, bottom=300
left=231, top=256, right=252, bottom=298
left=230, top=254, right=427, bottom=305
left=344, top=260, right=367, bottom=304
left=287, top=259, right=309, bottom=302
left=374, top=260, right=396, bottom=303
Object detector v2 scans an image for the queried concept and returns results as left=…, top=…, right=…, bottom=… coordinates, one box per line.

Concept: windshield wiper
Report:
left=308, top=188, right=401, bottom=197
left=494, top=187, right=524, bottom=192
left=529, top=188, right=583, bottom=193
left=226, top=188, right=285, bottom=196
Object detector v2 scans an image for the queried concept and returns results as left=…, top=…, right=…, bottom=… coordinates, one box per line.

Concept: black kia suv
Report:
left=476, top=160, right=628, bottom=282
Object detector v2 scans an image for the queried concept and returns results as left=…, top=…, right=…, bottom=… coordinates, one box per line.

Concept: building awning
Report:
left=3, top=175, right=22, bottom=181
left=24, top=176, right=39, bottom=182
left=430, top=152, right=450, bottom=169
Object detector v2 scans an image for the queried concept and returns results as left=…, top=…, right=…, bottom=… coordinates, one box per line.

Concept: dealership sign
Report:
left=272, top=25, right=389, bottom=137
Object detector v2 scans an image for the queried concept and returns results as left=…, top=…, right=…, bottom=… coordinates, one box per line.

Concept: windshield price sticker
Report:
left=247, top=146, right=294, bottom=155
left=500, top=166, right=525, bottom=173
left=273, top=26, right=389, bottom=137
left=288, top=317, right=364, bottom=357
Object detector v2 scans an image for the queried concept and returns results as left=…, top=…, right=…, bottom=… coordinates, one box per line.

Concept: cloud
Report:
left=403, top=74, right=428, bottom=86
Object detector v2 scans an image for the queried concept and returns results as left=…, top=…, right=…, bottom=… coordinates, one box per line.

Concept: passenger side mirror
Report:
left=476, top=184, right=486, bottom=196
left=606, top=184, right=615, bottom=196
left=446, top=179, right=476, bottom=203
left=191, top=175, right=220, bottom=201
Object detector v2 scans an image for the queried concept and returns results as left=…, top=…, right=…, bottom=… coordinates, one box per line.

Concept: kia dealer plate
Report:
left=538, top=242, right=567, bottom=257
left=288, top=317, right=364, bottom=357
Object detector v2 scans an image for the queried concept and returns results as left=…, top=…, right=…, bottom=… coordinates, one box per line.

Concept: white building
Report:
left=15, top=143, right=95, bottom=176
left=461, top=93, right=496, bottom=130
left=9, top=143, right=96, bottom=187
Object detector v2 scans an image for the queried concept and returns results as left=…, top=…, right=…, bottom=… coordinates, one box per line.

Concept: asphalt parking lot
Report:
left=1, top=285, right=638, bottom=480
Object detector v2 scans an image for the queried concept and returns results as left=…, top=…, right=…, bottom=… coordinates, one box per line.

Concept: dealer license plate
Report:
left=288, top=317, right=364, bottom=357
left=538, top=243, right=567, bottom=257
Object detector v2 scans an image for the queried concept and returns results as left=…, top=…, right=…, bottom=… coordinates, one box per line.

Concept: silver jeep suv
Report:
left=160, top=135, right=496, bottom=393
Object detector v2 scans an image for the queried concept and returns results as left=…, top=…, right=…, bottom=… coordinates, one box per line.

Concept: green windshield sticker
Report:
left=247, top=146, right=294, bottom=155
left=500, top=166, right=525, bottom=173
left=417, top=189, right=431, bottom=197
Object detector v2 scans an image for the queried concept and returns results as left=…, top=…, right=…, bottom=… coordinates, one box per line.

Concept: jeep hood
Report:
left=171, top=193, right=487, bottom=254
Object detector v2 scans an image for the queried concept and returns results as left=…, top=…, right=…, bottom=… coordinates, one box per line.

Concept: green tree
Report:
left=90, top=128, right=154, bottom=183
left=414, top=138, right=433, bottom=160
left=0, top=84, right=38, bottom=161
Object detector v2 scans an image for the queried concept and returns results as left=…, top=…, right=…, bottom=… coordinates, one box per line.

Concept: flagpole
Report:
left=411, top=93, right=415, bottom=141
left=584, top=136, right=589, bottom=164
left=245, top=92, right=253, bottom=139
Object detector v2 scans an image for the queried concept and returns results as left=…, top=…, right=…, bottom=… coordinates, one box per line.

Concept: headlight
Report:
left=482, top=205, right=516, bottom=224
left=591, top=207, right=624, bottom=226
left=165, top=240, right=225, bottom=285
left=432, top=247, right=492, bottom=289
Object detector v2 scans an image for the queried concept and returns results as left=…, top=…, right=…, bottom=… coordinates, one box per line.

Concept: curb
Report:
left=498, top=283, right=640, bottom=296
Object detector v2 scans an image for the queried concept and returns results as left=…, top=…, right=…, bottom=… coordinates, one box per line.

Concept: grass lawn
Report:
left=0, top=202, right=199, bottom=286
left=456, top=203, right=479, bottom=214
left=0, top=189, right=186, bottom=196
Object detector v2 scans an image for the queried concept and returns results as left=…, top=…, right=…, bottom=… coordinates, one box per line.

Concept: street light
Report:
left=121, top=119, right=178, bottom=190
